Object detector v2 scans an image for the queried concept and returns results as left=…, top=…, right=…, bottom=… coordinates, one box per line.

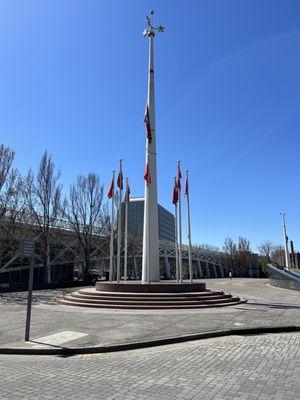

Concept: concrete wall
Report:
left=267, top=264, right=300, bottom=291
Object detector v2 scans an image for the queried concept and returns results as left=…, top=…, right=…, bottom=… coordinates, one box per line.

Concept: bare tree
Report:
left=238, top=237, right=251, bottom=253
left=0, top=144, right=21, bottom=219
left=0, top=145, right=24, bottom=263
left=257, top=240, right=273, bottom=261
left=100, top=201, right=113, bottom=237
left=0, top=145, right=15, bottom=191
left=236, top=236, right=252, bottom=275
left=24, top=151, right=63, bottom=285
left=270, top=245, right=285, bottom=263
left=196, top=243, right=220, bottom=252
left=223, top=237, right=237, bottom=271
left=65, top=173, right=104, bottom=282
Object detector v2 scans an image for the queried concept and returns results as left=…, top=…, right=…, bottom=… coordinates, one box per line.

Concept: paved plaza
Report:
left=0, top=279, right=299, bottom=350
left=0, top=332, right=299, bottom=399
left=0, top=279, right=299, bottom=399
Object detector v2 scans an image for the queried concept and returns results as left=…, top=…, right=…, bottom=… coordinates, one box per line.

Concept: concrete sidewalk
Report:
left=0, top=278, right=299, bottom=353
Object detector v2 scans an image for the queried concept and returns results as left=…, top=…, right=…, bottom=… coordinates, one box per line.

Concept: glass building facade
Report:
left=123, top=198, right=175, bottom=244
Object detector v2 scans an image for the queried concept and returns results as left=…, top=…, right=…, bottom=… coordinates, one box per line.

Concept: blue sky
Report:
left=1, top=0, right=300, bottom=251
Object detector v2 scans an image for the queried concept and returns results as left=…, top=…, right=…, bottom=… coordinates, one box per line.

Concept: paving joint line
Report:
left=0, top=325, right=299, bottom=356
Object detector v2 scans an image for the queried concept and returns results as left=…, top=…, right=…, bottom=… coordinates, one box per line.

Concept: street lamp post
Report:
left=280, top=212, right=291, bottom=270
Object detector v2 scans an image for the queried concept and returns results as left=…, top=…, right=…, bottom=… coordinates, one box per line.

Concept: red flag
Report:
left=144, top=103, right=152, bottom=143
left=144, top=162, right=151, bottom=184
left=184, top=175, right=188, bottom=197
left=107, top=175, right=114, bottom=199
left=172, top=179, right=179, bottom=204
left=177, top=165, right=182, bottom=189
left=117, top=170, right=123, bottom=189
left=125, top=182, right=131, bottom=202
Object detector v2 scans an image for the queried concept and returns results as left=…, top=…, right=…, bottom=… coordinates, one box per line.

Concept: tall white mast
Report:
left=116, top=159, right=123, bottom=282
left=108, top=170, right=115, bottom=281
left=142, top=11, right=165, bottom=283
left=173, top=176, right=179, bottom=282
left=177, top=160, right=183, bottom=283
left=185, top=170, right=193, bottom=283
left=124, top=177, right=129, bottom=281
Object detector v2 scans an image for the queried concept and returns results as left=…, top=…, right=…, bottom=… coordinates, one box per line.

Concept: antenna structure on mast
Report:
left=142, top=10, right=165, bottom=37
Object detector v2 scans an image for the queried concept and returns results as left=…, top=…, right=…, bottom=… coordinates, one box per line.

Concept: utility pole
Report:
left=280, top=212, right=291, bottom=270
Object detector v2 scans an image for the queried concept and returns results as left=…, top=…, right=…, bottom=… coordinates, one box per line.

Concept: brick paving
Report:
left=0, top=333, right=299, bottom=399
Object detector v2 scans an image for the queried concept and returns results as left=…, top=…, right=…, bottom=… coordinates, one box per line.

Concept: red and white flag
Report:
left=125, top=181, right=131, bottom=202
left=184, top=174, right=189, bottom=197
left=172, top=179, right=179, bottom=204
left=107, top=174, right=114, bottom=199
left=144, top=162, right=151, bottom=184
left=117, top=170, right=123, bottom=190
left=144, top=103, right=152, bottom=143
left=177, top=165, right=182, bottom=189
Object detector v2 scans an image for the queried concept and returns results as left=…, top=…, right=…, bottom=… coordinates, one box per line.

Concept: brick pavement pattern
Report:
left=0, top=333, right=299, bottom=400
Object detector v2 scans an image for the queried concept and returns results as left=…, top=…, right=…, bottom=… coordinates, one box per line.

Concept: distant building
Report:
left=277, top=250, right=300, bottom=269
left=292, top=252, right=300, bottom=269
left=122, top=198, right=175, bottom=244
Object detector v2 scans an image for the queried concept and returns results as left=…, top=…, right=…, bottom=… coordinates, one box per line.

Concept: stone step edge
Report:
left=73, top=293, right=231, bottom=301
left=58, top=298, right=246, bottom=309
left=64, top=294, right=239, bottom=305
left=79, top=289, right=225, bottom=297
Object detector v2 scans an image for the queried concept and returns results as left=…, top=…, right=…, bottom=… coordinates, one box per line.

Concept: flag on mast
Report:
left=144, top=103, right=152, bottom=143
left=184, top=173, right=188, bottom=197
left=177, top=164, right=182, bottom=189
left=117, top=170, right=123, bottom=189
left=107, top=175, right=114, bottom=199
left=144, top=162, right=151, bottom=184
left=125, top=181, right=131, bottom=203
left=172, top=178, right=179, bottom=204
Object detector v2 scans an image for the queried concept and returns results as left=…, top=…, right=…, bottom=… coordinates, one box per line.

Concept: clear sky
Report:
left=1, top=0, right=300, bottom=251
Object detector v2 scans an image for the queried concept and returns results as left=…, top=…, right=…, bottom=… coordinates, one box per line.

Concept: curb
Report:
left=0, top=325, right=299, bottom=356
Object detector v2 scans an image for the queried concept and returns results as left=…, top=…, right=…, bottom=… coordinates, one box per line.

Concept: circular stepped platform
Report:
left=58, top=282, right=246, bottom=309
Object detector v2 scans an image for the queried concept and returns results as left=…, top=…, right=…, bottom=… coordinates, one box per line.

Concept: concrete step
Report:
left=74, top=292, right=230, bottom=302
left=58, top=298, right=245, bottom=309
left=78, top=289, right=225, bottom=298
left=63, top=293, right=239, bottom=306
left=58, top=283, right=246, bottom=310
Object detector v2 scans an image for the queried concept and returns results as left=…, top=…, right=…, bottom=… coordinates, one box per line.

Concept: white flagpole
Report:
left=124, top=177, right=129, bottom=282
left=280, top=212, right=290, bottom=270
left=146, top=159, right=151, bottom=284
left=186, top=170, right=193, bottom=283
left=178, top=160, right=183, bottom=283
left=141, top=11, right=164, bottom=284
left=109, top=170, right=115, bottom=282
left=174, top=176, right=179, bottom=283
left=117, top=159, right=123, bottom=283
